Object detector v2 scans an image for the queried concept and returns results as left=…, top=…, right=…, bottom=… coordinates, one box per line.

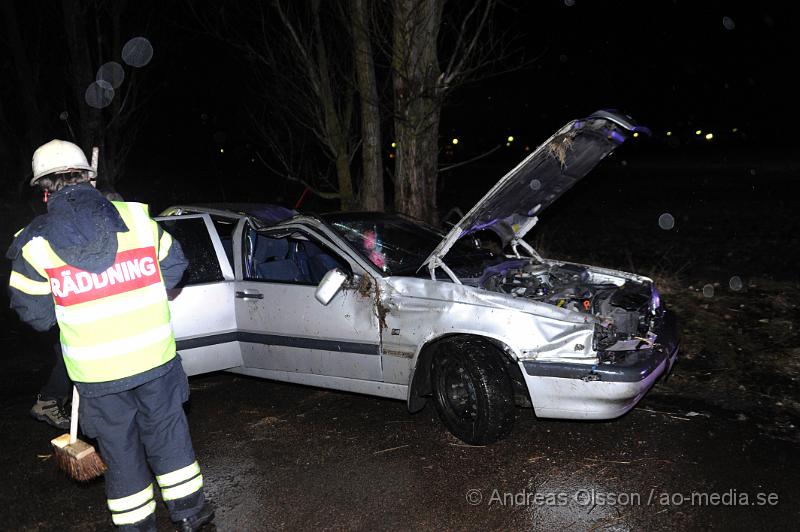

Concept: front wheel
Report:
left=431, top=340, right=514, bottom=445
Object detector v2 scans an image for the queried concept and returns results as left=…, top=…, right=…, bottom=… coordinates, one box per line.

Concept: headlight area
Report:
left=521, top=307, right=678, bottom=420
left=591, top=281, right=662, bottom=354
left=593, top=300, right=677, bottom=372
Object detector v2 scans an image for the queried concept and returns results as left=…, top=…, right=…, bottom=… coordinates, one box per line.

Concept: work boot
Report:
left=30, top=394, right=70, bottom=430
left=174, top=503, right=215, bottom=531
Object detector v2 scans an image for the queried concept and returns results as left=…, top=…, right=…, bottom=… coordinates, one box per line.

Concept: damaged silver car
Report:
left=158, top=110, right=678, bottom=445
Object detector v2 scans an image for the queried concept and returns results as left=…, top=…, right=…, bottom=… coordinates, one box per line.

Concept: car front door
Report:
left=233, top=223, right=382, bottom=382
left=156, top=214, right=243, bottom=376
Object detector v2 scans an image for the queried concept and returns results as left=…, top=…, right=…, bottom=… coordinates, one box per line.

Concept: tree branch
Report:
left=438, top=144, right=501, bottom=173
left=254, top=151, right=341, bottom=200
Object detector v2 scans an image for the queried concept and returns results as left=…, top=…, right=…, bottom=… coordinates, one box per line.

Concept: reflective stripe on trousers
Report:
left=108, top=484, right=156, bottom=526
left=157, top=461, right=204, bottom=501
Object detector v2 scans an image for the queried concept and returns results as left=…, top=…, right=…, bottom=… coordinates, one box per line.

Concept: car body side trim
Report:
left=227, top=367, right=407, bottom=400
left=176, top=331, right=380, bottom=356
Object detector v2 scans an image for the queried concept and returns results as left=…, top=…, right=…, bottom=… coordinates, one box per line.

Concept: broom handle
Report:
left=70, top=386, right=80, bottom=445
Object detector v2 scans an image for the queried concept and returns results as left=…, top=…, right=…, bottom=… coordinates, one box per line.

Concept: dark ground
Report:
left=1, top=152, right=798, bottom=530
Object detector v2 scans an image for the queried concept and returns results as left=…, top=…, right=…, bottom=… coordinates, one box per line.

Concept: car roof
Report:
left=160, top=203, right=302, bottom=228
left=160, top=205, right=247, bottom=219
left=193, top=203, right=297, bottom=223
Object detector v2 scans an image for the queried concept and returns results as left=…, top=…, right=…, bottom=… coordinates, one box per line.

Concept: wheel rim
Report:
left=438, top=357, right=478, bottom=422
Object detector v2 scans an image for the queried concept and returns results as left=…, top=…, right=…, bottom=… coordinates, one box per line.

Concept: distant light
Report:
left=219, top=148, right=224, bottom=154
left=452, top=138, right=459, bottom=145
left=705, top=133, right=714, bottom=140
left=390, top=142, right=396, bottom=148
left=506, top=142, right=511, bottom=147
left=695, top=130, right=702, bottom=135
left=666, top=131, right=672, bottom=136
left=632, top=132, right=639, bottom=138
left=732, top=127, right=738, bottom=133
left=507, top=135, right=514, bottom=142
left=389, top=152, right=395, bottom=159
left=524, top=145, right=530, bottom=151
left=250, top=158, right=255, bottom=163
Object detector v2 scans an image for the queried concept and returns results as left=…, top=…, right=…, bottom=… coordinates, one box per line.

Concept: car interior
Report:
left=245, top=230, right=347, bottom=285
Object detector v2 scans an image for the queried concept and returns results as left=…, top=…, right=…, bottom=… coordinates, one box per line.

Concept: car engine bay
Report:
left=478, top=260, right=660, bottom=352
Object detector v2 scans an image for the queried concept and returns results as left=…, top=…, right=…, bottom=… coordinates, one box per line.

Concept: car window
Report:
left=244, top=229, right=350, bottom=285
left=158, top=218, right=224, bottom=285
left=327, top=216, right=494, bottom=277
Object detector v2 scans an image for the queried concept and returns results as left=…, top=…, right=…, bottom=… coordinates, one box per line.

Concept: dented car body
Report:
left=158, top=110, right=678, bottom=444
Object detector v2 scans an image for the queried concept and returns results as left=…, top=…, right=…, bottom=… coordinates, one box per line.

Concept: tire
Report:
left=431, top=339, right=515, bottom=445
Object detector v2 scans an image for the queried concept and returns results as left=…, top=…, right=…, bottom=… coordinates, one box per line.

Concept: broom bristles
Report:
left=51, top=434, right=107, bottom=481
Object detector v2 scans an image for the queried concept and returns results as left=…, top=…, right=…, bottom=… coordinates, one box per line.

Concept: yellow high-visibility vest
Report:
left=22, top=202, right=176, bottom=382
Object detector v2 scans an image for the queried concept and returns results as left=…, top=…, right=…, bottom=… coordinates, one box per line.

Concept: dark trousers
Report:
left=79, top=361, right=205, bottom=530
left=40, top=343, right=71, bottom=402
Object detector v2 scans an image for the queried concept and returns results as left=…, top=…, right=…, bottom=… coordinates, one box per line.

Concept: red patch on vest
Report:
left=45, top=247, right=161, bottom=307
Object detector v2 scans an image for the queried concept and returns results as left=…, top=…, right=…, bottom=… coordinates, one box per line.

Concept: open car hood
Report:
left=423, top=110, right=648, bottom=275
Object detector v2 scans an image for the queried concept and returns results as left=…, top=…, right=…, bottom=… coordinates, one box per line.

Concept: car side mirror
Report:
left=315, top=268, right=348, bottom=305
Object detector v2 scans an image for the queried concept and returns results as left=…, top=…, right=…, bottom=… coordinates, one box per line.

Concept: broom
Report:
left=50, top=386, right=107, bottom=481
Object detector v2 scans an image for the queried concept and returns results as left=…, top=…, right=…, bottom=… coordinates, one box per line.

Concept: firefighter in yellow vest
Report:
left=7, top=140, right=214, bottom=531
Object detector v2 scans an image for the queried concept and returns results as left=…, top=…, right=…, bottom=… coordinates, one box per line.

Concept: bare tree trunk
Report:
left=392, top=0, right=443, bottom=224
left=99, top=0, right=125, bottom=188
left=61, top=0, right=142, bottom=188
left=351, top=0, right=384, bottom=211
left=310, top=0, right=355, bottom=211
left=62, top=0, right=101, bottom=154
left=0, top=2, right=44, bottom=172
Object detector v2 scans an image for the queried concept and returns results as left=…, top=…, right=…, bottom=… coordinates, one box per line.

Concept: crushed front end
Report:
left=480, top=259, right=678, bottom=419
left=418, top=109, right=678, bottom=420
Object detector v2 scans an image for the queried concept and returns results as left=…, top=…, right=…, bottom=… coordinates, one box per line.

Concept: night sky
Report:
left=450, top=1, right=793, bottom=149
left=2, top=0, right=797, bottom=211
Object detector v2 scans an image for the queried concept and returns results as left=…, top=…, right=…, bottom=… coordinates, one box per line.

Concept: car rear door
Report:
left=155, top=214, right=243, bottom=376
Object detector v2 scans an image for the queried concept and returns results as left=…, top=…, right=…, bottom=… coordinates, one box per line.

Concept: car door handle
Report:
left=236, top=290, right=264, bottom=300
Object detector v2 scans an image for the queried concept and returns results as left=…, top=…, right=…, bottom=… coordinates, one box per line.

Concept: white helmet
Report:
left=31, top=139, right=96, bottom=185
